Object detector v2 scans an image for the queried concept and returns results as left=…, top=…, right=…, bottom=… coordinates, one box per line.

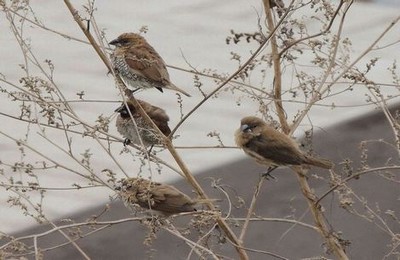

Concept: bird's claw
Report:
left=147, top=145, right=154, bottom=154
left=261, top=166, right=278, bottom=180
left=123, top=138, right=131, bottom=146
left=262, top=172, right=276, bottom=180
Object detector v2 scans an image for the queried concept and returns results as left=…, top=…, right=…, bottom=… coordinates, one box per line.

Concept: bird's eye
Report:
left=119, top=39, right=129, bottom=46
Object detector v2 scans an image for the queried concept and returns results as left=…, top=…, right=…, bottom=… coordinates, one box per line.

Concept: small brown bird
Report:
left=235, top=116, right=333, bottom=169
left=116, top=177, right=197, bottom=215
left=115, top=99, right=171, bottom=147
left=109, top=32, right=191, bottom=97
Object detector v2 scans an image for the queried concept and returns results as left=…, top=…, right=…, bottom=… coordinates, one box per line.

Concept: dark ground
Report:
left=6, top=106, right=400, bottom=259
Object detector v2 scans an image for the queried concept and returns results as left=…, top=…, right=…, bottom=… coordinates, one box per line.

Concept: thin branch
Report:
left=0, top=217, right=143, bottom=250
left=299, top=169, right=349, bottom=258
left=317, top=166, right=400, bottom=204
left=63, top=1, right=250, bottom=258
left=63, top=0, right=112, bottom=71
left=278, top=0, right=346, bottom=57
left=261, top=1, right=352, bottom=258
left=291, top=10, right=400, bottom=134
left=239, top=175, right=267, bottom=242
left=170, top=1, right=295, bottom=136
left=232, top=217, right=317, bottom=231
left=164, top=225, right=220, bottom=260
left=3, top=5, right=90, bottom=45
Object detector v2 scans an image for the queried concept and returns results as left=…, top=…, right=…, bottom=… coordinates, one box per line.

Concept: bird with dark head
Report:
left=116, top=177, right=197, bottom=215
left=109, top=32, right=191, bottom=97
left=115, top=99, right=171, bottom=147
left=235, top=116, right=333, bottom=170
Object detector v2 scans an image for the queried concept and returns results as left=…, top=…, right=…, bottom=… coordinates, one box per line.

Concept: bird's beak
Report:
left=109, top=38, right=119, bottom=46
left=240, top=124, right=250, bottom=132
left=114, top=104, right=126, bottom=113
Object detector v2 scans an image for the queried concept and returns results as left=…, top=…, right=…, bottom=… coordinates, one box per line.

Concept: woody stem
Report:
left=64, top=1, right=249, bottom=259
left=262, top=1, right=349, bottom=258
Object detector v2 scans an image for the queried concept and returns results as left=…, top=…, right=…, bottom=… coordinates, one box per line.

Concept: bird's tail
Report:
left=167, top=82, right=191, bottom=97
left=304, top=156, right=334, bottom=169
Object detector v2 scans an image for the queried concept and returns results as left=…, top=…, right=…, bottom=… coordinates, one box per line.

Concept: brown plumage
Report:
left=116, top=177, right=197, bottom=215
left=235, top=116, right=333, bottom=169
left=115, top=99, right=171, bottom=147
left=109, top=33, right=191, bottom=97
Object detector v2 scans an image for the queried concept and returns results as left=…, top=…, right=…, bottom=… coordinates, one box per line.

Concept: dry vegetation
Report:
left=1, top=0, right=400, bottom=259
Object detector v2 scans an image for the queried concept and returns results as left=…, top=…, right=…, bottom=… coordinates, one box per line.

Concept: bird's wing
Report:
left=150, top=111, right=171, bottom=136
left=124, top=44, right=170, bottom=83
left=138, top=101, right=171, bottom=136
left=245, top=134, right=305, bottom=166
left=153, top=119, right=172, bottom=137
left=150, top=185, right=194, bottom=213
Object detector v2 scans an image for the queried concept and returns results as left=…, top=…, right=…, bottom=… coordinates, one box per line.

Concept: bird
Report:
left=115, top=98, right=171, bottom=147
left=116, top=177, right=198, bottom=215
left=109, top=32, right=191, bottom=97
left=235, top=116, right=333, bottom=170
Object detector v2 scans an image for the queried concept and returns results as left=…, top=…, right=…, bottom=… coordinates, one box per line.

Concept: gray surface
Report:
left=7, top=106, right=400, bottom=259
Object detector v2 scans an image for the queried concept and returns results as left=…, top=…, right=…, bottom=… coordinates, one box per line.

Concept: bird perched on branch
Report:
left=109, top=32, right=191, bottom=97
left=115, top=99, right=171, bottom=147
left=235, top=116, right=333, bottom=170
left=116, top=177, right=198, bottom=215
